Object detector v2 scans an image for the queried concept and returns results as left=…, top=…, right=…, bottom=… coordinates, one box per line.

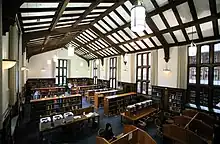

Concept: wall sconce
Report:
left=2, top=59, right=16, bottom=70
left=123, top=53, right=128, bottom=65
left=21, top=66, right=29, bottom=71
left=41, top=68, right=46, bottom=72
left=163, top=63, right=171, bottom=74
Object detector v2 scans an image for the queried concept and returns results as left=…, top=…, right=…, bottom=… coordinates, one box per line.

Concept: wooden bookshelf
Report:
left=31, top=94, right=82, bottom=120
left=94, top=90, right=118, bottom=109
left=104, top=92, right=137, bottom=116
left=32, top=87, right=65, bottom=98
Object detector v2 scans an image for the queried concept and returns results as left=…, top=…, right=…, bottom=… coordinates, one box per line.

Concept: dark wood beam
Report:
left=24, top=0, right=117, bottom=2
left=188, top=0, right=203, bottom=39
left=72, top=39, right=103, bottom=60
left=209, top=0, right=219, bottom=37
left=90, top=26, right=125, bottom=54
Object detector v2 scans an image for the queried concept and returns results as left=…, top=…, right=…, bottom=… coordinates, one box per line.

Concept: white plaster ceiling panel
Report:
left=87, top=45, right=95, bottom=51
left=163, top=9, right=179, bottom=27
left=116, top=6, right=130, bottom=22
left=136, top=31, right=145, bottom=37
left=97, top=52, right=103, bottom=56
left=89, top=43, right=98, bottom=50
left=176, top=2, right=193, bottom=23
left=124, top=27, right=137, bottom=39
left=86, top=29, right=97, bottom=38
left=193, top=0, right=211, bottom=19
left=99, top=39, right=109, bottom=47
left=218, top=19, right=220, bottom=35
left=94, top=23, right=106, bottom=34
left=75, top=37, right=84, bottom=44
left=80, top=34, right=89, bottom=42
left=151, top=36, right=162, bottom=46
left=59, top=16, right=79, bottom=21
left=107, top=35, right=118, bottom=44
left=124, top=1, right=133, bottom=11
left=145, top=23, right=153, bottom=34
left=20, top=3, right=59, bottom=8
left=106, top=49, right=114, bottom=55
left=101, top=50, right=109, bottom=56
left=83, top=32, right=93, bottom=40
left=200, top=21, right=214, bottom=37
left=24, top=23, right=50, bottom=29
left=57, top=21, right=75, bottom=25
left=217, top=0, right=220, bottom=13
left=103, top=16, right=118, bottom=29
left=67, top=3, right=91, bottom=8
left=78, top=36, right=87, bottom=43
left=143, top=38, right=154, bottom=47
left=55, top=25, right=71, bottom=29
left=98, top=3, right=114, bottom=7
left=136, top=41, right=147, bottom=49
left=98, top=20, right=112, bottom=32
left=112, top=33, right=124, bottom=42
left=143, top=0, right=155, bottom=12
left=92, top=42, right=101, bottom=50
left=91, top=9, right=106, bottom=13
left=82, top=18, right=95, bottom=22
left=124, top=44, right=134, bottom=51
left=185, top=26, right=199, bottom=40
left=63, top=10, right=85, bottom=14
left=95, top=41, right=105, bottom=48
left=163, top=33, right=175, bottom=43
left=23, top=18, right=53, bottom=24
left=118, top=30, right=130, bottom=41
left=151, top=14, right=167, bottom=30
left=119, top=45, right=129, bottom=52
left=109, top=11, right=125, bottom=26
left=173, top=30, right=186, bottom=42
left=21, top=11, right=55, bottom=17
left=110, top=48, right=118, bottom=54
left=86, top=14, right=100, bottom=18
left=129, top=42, right=140, bottom=50
left=78, top=22, right=90, bottom=25
left=155, top=0, right=169, bottom=7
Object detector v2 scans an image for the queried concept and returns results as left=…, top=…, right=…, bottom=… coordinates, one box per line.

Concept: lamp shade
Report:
left=124, top=53, right=128, bottom=64
left=2, top=59, right=16, bottom=70
left=189, top=42, right=197, bottom=56
left=131, top=5, right=146, bottom=32
left=68, top=46, right=74, bottom=56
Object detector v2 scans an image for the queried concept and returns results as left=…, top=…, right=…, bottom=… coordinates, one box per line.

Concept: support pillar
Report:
left=0, top=0, right=3, bottom=129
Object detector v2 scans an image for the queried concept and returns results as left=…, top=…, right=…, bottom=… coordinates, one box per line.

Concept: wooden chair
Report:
left=155, top=118, right=162, bottom=137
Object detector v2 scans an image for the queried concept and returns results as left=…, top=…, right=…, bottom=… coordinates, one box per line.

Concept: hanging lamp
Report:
left=188, top=26, right=197, bottom=56
left=2, top=59, right=16, bottom=70
left=163, top=62, right=171, bottom=74
left=131, top=0, right=146, bottom=32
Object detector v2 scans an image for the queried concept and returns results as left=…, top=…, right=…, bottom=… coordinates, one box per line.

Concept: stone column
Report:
left=151, top=50, right=158, bottom=86
left=9, top=24, right=18, bottom=105
left=0, top=0, right=3, bottom=129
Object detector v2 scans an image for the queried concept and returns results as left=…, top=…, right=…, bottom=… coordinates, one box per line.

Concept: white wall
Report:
left=27, top=49, right=90, bottom=79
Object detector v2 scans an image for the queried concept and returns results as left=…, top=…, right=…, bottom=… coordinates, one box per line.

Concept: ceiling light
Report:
left=131, top=1, right=146, bottom=32
left=124, top=53, right=128, bottom=65
left=2, top=59, right=16, bottom=70
left=163, top=63, right=171, bottom=74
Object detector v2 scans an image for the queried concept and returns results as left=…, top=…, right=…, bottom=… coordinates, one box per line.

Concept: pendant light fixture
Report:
left=68, top=45, right=74, bottom=56
left=131, top=0, right=146, bottom=32
left=163, top=62, right=171, bottom=74
left=2, top=59, right=16, bottom=70
left=188, top=26, right=197, bottom=56
left=123, top=53, right=128, bottom=65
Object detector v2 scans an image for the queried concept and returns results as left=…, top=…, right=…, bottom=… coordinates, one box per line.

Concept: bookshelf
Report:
left=168, top=88, right=185, bottom=113
left=27, top=78, right=55, bottom=89
left=104, top=92, right=137, bottom=116
left=151, top=86, right=165, bottom=109
left=31, top=94, right=82, bottom=120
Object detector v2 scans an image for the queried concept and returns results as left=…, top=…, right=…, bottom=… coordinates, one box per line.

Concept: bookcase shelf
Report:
left=31, top=94, right=82, bottom=120
left=104, top=92, right=137, bottom=116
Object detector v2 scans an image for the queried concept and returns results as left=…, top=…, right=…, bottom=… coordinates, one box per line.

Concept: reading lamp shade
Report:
left=189, top=42, right=197, bottom=56
left=2, top=59, right=16, bottom=70
left=131, top=5, right=146, bottom=32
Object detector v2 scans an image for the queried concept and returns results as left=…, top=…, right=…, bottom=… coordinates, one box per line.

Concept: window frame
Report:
left=56, top=59, right=68, bottom=86
left=93, top=60, right=98, bottom=85
left=109, top=57, right=117, bottom=89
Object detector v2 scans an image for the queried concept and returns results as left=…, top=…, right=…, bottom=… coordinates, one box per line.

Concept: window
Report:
left=109, top=57, right=117, bottom=89
left=93, top=60, right=98, bottom=85
left=136, top=53, right=151, bottom=95
left=187, top=42, right=220, bottom=109
left=56, top=59, right=67, bottom=86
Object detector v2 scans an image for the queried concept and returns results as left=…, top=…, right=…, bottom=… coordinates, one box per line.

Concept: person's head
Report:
left=105, top=123, right=112, bottom=131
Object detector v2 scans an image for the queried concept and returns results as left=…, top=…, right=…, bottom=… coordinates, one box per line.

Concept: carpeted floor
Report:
left=14, top=97, right=162, bottom=144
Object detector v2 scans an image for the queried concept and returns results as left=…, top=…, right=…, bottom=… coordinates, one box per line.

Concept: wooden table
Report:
left=121, top=107, right=157, bottom=124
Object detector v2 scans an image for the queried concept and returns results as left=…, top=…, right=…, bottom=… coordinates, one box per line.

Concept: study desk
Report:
left=121, top=107, right=157, bottom=124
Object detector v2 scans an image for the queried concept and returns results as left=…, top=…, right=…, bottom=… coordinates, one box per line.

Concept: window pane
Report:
left=113, top=58, right=116, bottom=67
left=110, top=80, right=112, bottom=88
left=60, top=60, right=63, bottom=67
left=113, top=68, right=116, bottom=78
left=214, top=43, right=220, bottom=63
left=148, top=68, right=151, bottom=81
left=200, top=67, right=208, bottom=84
left=213, top=89, right=220, bottom=108
left=64, top=60, right=67, bottom=67
left=56, top=61, right=58, bottom=67
left=60, top=69, right=62, bottom=76
left=214, top=67, right=220, bottom=85
left=56, top=68, right=58, bottom=76
left=138, top=54, right=142, bottom=66
left=55, top=77, right=58, bottom=84
left=59, top=77, right=63, bottom=85
left=143, top=68, right=147, bottom=80
left=143, top=54, right=147, bottom=65
left=148, top=53, right=151, bottom=65
left=148, top=84, right=152, bottom=95
left=113, top=79, right=115, bottom=88
left=110, top=59, right=113, bottom=66
left=142, top=82, right=146, bottom=94
left=188, top=47, right=196, bottom=64
left=63, top=69, right=66, bottom=76
left=137, top=82, right=141, bottom=93
left=189, top=67, right=196, bottom=83
left=201, top=45, right=209, bottom=63
left=138, top=68, right=141, bottom=80
left=63, top=77, right=66, bottom=84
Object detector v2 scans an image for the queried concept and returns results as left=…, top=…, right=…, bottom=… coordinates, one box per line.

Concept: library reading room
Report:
left=1, top=0, right=220, bottom=144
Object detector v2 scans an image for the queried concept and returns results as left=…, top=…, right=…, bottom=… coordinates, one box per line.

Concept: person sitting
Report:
left=103, top=123, right=115, bottom=141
